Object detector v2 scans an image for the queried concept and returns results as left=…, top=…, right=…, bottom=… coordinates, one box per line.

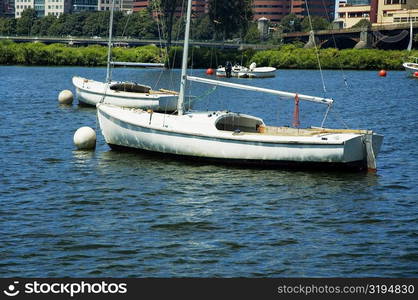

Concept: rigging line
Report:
left=333, top=105, right=350, bottom=129
left=320, top=103, right=332, bottom=128
left=155, top=2, right=169, bottom=59
left=166, top=0, right=187, bottom=91
left=105, top=0, right=116, bottom=83
left=152, top=1, right=165, bottom=50
left=120, top=9, right=132, bottom=39
left=153, top=0, right=172, bottom=77
left=304, top=1, right=327, bottom=95
left=151, top=1, right=168, bottom=89
left=319, top=0, right=349, bottom=88
left=187, top=45, right=195, bottom=105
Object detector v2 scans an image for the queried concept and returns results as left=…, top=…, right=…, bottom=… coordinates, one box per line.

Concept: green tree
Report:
left=31, top=15, right=57, bottom=36
left=121, top=9, right=158, bottom=39
left=153, top=0, right=183, bottom=47
left=191, top=14, right=214, bottom=41
left=208, top=0, right=253, bottom=40
left=301, top=16, right=330, bottom=32
left=16, top=8, right=37, bottom=35
left=62, top=12, right=89, bottom=36
left=82, top=12, right=108, bottom=37
left=46, top=13, right=68, bottom=36
left=243, top=22, right=260, bottom=44
left=0, top=17, right=16, bottom=35
left=280, top=14, right=302, bottom=33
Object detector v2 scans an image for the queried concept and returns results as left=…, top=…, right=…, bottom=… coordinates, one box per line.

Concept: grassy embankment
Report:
left=0, top=40, right=416, bottom=70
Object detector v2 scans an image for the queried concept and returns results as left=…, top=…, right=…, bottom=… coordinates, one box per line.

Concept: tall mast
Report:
left=177, top=0, right=193, bottom=115
left=407, top=17, right=413, bottom=52
left=106, top=0, right=115, bottom=83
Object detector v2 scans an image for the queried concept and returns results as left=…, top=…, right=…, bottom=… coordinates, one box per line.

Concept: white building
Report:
left=15, top=0, right=33, bottom=18
left=15, top=0, right=133, bottom=17
left=45, top=0, right=72, bottom=16
left=98, top=0, right=132, bottom=13
left=15, top=0, right=71, bottom=18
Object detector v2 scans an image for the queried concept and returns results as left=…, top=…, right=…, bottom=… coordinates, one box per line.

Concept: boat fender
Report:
left=74, top=127, right=96, bottom=150
left=58, top=90, right=73, bottom=105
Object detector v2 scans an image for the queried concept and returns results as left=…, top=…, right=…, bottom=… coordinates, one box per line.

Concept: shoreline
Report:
left=0, top=41, right=416, bottom=70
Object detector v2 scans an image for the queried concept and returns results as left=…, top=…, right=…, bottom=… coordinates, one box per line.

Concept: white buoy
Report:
left=73, top=127, right=96, bottom=150
left=58, top=90, right=73, bottom=105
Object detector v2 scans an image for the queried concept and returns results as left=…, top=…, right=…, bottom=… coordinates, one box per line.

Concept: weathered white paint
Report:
left=403, top=62, right=418, bottom=77
left=216, top=65, right=276, bottom=78
left=97, top=104, right=383, bottom=168
left=72, top=76, right=194, bottom=111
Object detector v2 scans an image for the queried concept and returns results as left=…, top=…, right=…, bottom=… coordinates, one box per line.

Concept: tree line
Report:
left=0, top=8, right=159, bottom=39
left=0, top=1, right=334, bottom=45
left=0, top=1, right=254, bottom=42
left=1, top=39, right=416, bottom=70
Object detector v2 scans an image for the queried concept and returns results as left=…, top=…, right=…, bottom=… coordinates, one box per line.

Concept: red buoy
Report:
left=378, top=70, right=387, bottom=77
left=206, top=68, right=214, bottom=75
left=413, top=72, right=418, bottom=78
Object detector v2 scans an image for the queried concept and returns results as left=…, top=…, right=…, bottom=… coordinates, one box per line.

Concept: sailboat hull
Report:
left=107, top=143, right=369, bottom=170
left=216, top=66, right=276, bottom=78
left=97, top=105, right=383, bottom=171
left=72, top=76, right=194, bottom=112
left=403, top=62, right=418, bottom=76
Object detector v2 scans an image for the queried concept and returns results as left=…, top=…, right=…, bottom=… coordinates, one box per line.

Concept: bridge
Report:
left=283, top=22, right=417, bottom=50
left=0, top=35, right=266, bottom=50
left=0, top=22, right=416, bottom=50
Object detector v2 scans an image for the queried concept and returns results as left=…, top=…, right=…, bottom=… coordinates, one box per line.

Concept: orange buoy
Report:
left=378, top=70, right=387, bottom=77
left=206, top=68, right=214, bottom=75
left=413, top=72, right=418, bottom=78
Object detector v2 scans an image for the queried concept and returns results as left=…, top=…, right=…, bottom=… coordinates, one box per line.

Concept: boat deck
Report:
left=254, top=125, right=371, bottom=136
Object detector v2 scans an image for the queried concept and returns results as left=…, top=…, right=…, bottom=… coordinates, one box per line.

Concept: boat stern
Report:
left=342, top=132, right=384, bottom=171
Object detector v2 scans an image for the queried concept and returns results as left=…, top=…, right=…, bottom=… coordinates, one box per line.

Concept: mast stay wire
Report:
left=304, top=1, right=327, bottom=95
left=151, top=0, right=169, bottom=90
left=319, top=0, right=349, bottom=88
left=317, top=0, right=355, bottom=129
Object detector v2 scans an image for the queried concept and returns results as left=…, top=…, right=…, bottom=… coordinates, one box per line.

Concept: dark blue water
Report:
left=0, top=66, right=417, bottom=277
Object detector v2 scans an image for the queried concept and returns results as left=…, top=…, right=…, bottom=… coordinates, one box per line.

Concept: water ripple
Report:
left=0, top=67, right=417, bottom=277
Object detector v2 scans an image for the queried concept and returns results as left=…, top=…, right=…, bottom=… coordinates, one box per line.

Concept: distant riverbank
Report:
left=1, top=40, right=416, bottom=70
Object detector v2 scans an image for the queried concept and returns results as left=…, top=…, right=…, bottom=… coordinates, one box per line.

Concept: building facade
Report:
left=252, top=0, right=290, bottom=22
left=1, top=0, right=15, bottom=16
left=131, top=0, right=335, bottom=23
left=72, top=0, right=97, bottom=12
left=98, top=0, right=133, bottom=13
left=132, top=0, right=208, bottom=16
left=252, top=0, right=336, bottom=23
left=336, top=0, right=418, bottom=27
left=15, top=0, right=71, bottom=17
left=14, top=0, right=133, bottom=17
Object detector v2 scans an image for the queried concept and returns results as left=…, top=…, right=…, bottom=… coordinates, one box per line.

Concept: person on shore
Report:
left=225, top=61, right=232, bottom=78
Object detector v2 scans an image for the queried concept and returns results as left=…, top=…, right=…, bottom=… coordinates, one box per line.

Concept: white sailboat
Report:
left=72, top=1, right=194, bottom=112
left=402, top=19, right=418, bottom=77
left=216, top=63, right=276, bottom=78
left=97, top=0, right=383, bottom=172
left=403, top=57, right=418, bottom=77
